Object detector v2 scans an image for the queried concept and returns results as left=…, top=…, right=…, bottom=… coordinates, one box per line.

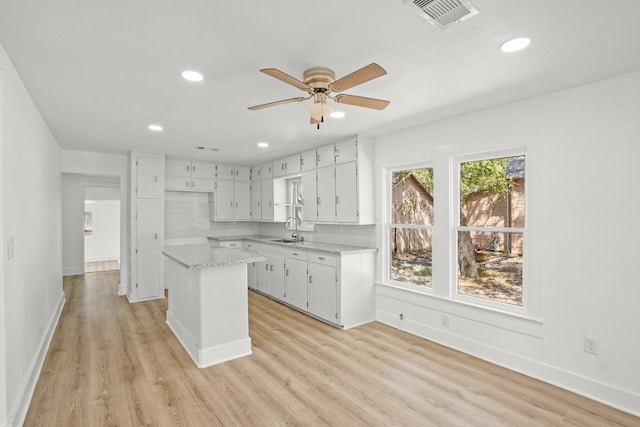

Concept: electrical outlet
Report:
left=441, top=314, right=450, bottom=328
left=399, top=313, right=404, bottom=320
left=584, top=336, right=599, bottom=355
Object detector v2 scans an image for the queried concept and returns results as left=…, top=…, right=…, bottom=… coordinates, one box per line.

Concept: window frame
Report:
left=385, top=162, right=435, bottom=292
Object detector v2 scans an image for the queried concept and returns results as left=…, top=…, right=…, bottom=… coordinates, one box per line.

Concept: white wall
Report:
left=61, top=151, right=129, bottom=293
left=84, top=200, right=120, bottom=262
left=1, top=42, right=64, bottom=427
left=374, top=71, right=640, bottom=415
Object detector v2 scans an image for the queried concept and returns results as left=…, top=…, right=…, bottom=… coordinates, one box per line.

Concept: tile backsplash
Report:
left=165, top=191, right=376, bottom=248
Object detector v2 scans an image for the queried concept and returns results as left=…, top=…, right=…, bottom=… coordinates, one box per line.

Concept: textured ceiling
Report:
left=1, top=0, right=639, bottom=165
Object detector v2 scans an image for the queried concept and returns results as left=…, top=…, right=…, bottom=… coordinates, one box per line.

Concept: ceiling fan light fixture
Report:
left=330, top=111, right=345, bottom=119
left=309, top=102, right=332, bottom=121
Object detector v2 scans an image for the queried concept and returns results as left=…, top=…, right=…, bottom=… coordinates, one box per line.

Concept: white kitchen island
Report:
left=160, top=244, right=265, bottom=368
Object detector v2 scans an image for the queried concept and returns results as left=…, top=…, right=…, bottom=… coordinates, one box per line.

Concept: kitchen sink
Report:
left=270, top=239, right=299, bottom=244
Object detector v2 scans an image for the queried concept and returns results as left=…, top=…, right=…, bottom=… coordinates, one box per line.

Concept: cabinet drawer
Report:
left=308, top=253, right=337, bottom=266
left=285, top=249, right=308, bottom=261
left=219, top=240, right=242, bottom=248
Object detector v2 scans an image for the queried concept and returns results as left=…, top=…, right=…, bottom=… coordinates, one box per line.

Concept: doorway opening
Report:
left=84, top=186, right=120, bottom=273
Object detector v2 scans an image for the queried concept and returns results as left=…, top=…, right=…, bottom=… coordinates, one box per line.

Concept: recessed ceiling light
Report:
left=181, top=70, right=204, bottom=82
left=257, top=142, right=269, bottom=148
left=500, top=37, right=531, bottom=53
left=330, top=111, right=346, bottom=119
left=148, top=124, right=163, bottom=131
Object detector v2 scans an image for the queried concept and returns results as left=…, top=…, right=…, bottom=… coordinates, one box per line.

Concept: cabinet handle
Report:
left=335, top=149, right=340, bottom=159
left=153, top=175, right=158, bottom=182
left=270, top=265, right=274, bottom=272
left=186, top=165, right=190, bottom=172
left=236, top=202, right=238, bottom=207
left=192, top=165, right=196, bottom=172
left=258, top=201, right=261, bottom=207
left=318, top=257, right=325, bottom=260
left=191, top=181, right=195, bottom=188
left=230, top=202, right=233, bottom=208
left=281, top=163, right=285, bottom=170
left=336, top=196, right=340, bottom=204
left=236, top=170, right=239, bottom=176
left=265, top=264, right=269, bottom=271
left=293, top=252, right=299, bottom=256
left=285, top=269, right=289, bottom=277
left=316, top=153, right=320, bottom=163
left=317, top=197, right=321, bottom=205
left=301, top=158, right=304, bottom=166
left=154, top=233, right=158, bottom=240
left=309, top=275, right=313, bottom=283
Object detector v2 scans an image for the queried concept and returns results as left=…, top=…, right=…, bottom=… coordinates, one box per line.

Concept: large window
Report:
left=455, top=154, right=526, bottom=309
left=388, top=167, right=434, bottom=288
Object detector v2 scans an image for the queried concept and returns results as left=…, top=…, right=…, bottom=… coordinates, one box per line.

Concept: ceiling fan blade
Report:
left=329, top=63, right=387, bottom=92
left=248, top=97, right=307, bottom=110
left=260, top=68, right=311, bottom=91
left=335, top=94, right=390, bottom=110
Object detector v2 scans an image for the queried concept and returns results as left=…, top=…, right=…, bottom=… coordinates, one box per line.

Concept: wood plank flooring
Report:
left=25, top=271, right=639, bottom=426
left=84, top=260, right=120, bottom=273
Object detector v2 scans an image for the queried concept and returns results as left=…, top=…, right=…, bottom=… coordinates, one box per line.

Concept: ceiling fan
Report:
left=248, top=63, right=390, bottom=128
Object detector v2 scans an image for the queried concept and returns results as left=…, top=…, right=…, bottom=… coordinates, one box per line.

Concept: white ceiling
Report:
left=1, top=0, right=639, bottom=165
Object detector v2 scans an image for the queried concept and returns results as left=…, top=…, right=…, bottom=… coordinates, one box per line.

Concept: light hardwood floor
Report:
left=25, top=271, right=639, bottom=426
left=84, top=260, right=120, bottom=273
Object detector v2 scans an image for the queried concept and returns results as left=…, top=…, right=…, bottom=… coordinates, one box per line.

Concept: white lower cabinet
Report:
left=307, top=254, right=338, bottom=323
left=250, top=242, right=375, bottom=329
left=284, top=250, right=308, bottom=311
left=256, top=244, right=285, bottom=299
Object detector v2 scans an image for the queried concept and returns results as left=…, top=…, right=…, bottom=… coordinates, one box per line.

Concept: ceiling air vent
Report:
left=404, top=0, right=479, bottom=29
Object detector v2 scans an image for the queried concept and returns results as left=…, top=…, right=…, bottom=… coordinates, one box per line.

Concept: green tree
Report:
left=458, top=157, right=516, bottom=278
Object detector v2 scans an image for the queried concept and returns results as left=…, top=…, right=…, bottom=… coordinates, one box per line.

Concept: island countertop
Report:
left=160, top=244, right=265, bottom=270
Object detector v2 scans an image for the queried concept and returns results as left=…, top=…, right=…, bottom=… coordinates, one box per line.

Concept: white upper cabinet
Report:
left=165, top=159, right=215, bottom=192
left=300, top=149, right=317, bottom=172
left=316, top=145, right=335, bottom=168
left=136, top=154, right=165, bottom=199
left=261, top=162, right=273, bottom=179
left=215, top=164, right=236, bottom=180
left=234, top=166, right=251, bottom=181
left=273, top=154, right=301, bottom=177
left=334, top=136, right=358, bottom=164
left=250, top=165, right=261, bottom=181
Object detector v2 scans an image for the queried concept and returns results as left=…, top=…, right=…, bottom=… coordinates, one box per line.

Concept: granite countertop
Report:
left=207, top=235, right=377, bottom=256
left=160, top=244, right=266, bottom=270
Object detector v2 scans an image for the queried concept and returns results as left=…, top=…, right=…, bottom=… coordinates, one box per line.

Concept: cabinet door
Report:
left=334, top=137, right=358, bottom=164
left=273, top=158, right=287, bottom=177
left=256, top=257, right=270, bottom=295
left=250, top=181, right=262, bottom=220
left=191, top=161, right=216, bottom=179
left=215, top=180, right=235, bottom=220
left=269, top=254, right=285, bottom=300
left=234, top=166, right=251, bottom=181
left=165, top=175, right=191, bottom=191
left=136, top=155, right=164, bottom=199
left=285, top=257, right=308, bottom=311
left=316, top=166, right=335, bottom=222
left=261, top=178, right=274, bottom=221
left=234, top=180, right=251, bottom=220
left=300, top=149, right=317, bottom=172
left=284, top=154, right=301, bottom=175
left=215, top=164, right=235, bottom=179
left=136, top=202, right=163, bottom=299
left=191, top=178, right=216, bottom=192
left=301, top=170, right=317, bottom=222
left=316, top=144, right=335, bottom=168
left=261, top=162, right=273, bottom=179
left=335, top=162, right=358, bottom=223
left=247, top=261, right=258, bottom=290
left=250, top=166, right=261, bottom=182
left=165, top=159, right=192, bottom=177
left=308, top=262, right=338, bottom=323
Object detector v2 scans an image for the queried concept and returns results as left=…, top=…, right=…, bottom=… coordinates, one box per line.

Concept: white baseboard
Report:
left=63, top=266, right=83, bottom=276
left=166, top=310, right=252, bottom=368
left=376, top=308, right=640, bottom=417
left=9, top=291, right=65, bottom=427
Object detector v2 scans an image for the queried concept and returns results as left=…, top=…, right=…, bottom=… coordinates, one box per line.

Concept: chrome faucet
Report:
left=286, top=216, right=303, bottom=242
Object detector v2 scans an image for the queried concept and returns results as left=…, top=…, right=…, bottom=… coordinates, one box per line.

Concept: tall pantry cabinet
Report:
left=129, top=153, right=165, bottom=302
